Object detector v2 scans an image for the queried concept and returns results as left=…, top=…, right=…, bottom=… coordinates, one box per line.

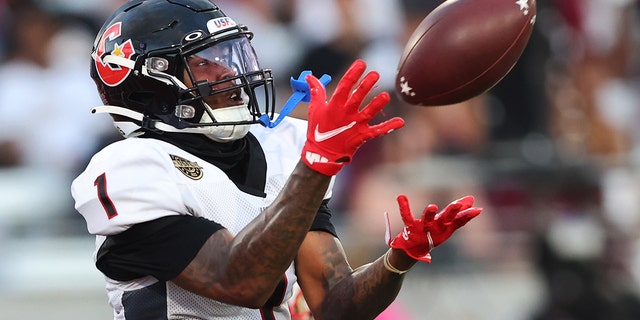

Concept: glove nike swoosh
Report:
left=314, top=121, right=356, bottom=142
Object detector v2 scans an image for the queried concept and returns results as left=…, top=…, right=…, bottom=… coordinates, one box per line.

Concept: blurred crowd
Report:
left=1, top=0, right=640, bottom=319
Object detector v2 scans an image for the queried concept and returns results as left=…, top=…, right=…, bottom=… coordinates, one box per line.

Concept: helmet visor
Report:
left=184, top=35, right=264, bottom=108
left=188, top=35, right=260, bottom=81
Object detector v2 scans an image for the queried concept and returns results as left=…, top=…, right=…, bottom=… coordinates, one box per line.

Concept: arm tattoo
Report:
left=175, top=162, right=331, bottom=304
left=317, top=246, right=405, bottom=320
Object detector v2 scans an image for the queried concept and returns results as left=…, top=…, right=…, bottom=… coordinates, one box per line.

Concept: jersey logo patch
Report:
left=170, top=154, right=203, bottom=180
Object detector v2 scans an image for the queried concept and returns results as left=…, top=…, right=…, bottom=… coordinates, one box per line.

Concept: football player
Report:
left=71, top=0, right=482, bottom=319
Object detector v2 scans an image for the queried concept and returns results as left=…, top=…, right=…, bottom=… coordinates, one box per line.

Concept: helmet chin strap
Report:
left=92, top=105, right=252, bottom=142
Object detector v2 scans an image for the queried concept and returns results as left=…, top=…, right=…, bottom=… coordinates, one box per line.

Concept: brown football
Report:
left=395, top=0, right=537, bottom=106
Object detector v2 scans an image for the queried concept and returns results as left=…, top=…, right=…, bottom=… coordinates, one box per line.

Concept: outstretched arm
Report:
left=296, top=195, right=482, bottom=319
left=296, top=232, right=409, bottom=320
left=174, top=162, right=331, bottom=307
left=173, top=60, right=404, bottom=308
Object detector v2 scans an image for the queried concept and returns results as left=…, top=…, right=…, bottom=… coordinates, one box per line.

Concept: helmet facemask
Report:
left=145, top=30, right=274, bottom=142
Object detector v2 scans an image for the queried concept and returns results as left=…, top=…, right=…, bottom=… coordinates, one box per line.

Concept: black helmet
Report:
left=90, top=0, right=275, bottom=141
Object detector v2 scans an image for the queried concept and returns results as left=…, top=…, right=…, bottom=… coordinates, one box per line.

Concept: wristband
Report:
left=382, top=249, right=410, bottom=275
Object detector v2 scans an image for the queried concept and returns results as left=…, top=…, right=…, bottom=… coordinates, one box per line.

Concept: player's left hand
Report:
left=385, top=195, right=482, bottom=263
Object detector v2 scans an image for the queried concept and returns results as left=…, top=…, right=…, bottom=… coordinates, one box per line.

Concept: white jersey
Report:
left=71, top=116, right=333, bottom=320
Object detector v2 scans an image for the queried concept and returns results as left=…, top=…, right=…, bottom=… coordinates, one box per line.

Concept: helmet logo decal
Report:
left=207, top=17, right=237, bottom=33
left=95, top=22, right=136, bottom=87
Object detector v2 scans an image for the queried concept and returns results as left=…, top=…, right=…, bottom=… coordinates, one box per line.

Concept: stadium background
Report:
left=1, top=0, right=640, bottom=319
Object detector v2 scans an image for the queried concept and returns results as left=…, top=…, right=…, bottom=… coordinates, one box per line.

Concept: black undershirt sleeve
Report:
left=310, top=199, right=337, bottom=238
left=96, top=200, right=337, bottom=282
left=96, top=215, right=223, bottom=282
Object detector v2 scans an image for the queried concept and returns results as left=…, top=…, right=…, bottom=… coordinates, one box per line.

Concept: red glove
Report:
left=301, top=59, right=405, bottom=176
left=385, top=195, right=482, bottom=263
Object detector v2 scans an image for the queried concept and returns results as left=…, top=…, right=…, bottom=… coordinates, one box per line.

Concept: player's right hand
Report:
left=301, top=59, right=405, bottom=176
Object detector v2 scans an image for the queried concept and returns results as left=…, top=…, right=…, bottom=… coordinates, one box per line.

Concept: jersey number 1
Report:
left=94, top=173, right=119, bottom=219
